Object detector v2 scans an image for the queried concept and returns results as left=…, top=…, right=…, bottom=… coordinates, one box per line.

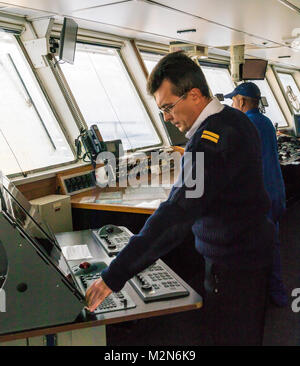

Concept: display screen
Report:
left=105, top=139, right=124, bottom=158
left=241, top=59, right=268, bottom=80
left=0, top=174, right=82, bottom=295
left=106, top=142, right=116, bottom=153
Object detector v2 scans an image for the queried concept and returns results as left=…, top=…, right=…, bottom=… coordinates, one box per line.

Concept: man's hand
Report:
left=85, top=277, right=112, bottom=312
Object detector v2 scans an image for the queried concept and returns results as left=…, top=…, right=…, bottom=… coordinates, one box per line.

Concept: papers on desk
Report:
left=122, top=186, right=169, bottom=201
left=96, top=191, right=123, bottom=204
left=77, top=186, right=172, bottom=208
left=62, top=245, right=93, bottom=261
left=133, top=199, right=162, bottom=209
left=78, top=196, right=96, bottom=203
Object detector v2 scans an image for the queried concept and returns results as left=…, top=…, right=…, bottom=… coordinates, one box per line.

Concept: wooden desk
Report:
left=0, top=230, right=202, bottom=344
left=70, top=169, right=176, bottom=215
left=70, top=146, right=183, bottom=215
left=71, top=188, right=161, bottom=215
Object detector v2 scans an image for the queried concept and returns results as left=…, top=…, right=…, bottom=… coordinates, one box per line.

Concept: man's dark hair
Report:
left=147, top=51, right=210, bottom=98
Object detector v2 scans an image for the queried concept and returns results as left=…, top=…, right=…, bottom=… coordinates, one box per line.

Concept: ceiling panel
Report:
left=0, top=0, right=299, bottom=49
left=72, top=1, right=277, bottom=48
left=0, top=0, right=300, bottom=68
left=155, top=0, right=300, bottom=45
left=245, top=45, right=300, bottom=69
left=0, top=5, right=50, bottom=17
left=0, top=0, right=126, bottom=14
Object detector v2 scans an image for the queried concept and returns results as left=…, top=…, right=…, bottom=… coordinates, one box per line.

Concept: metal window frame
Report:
left=0, top=33, right=78, bottom=178
left=253, top=70, right=289, bottom=128
left=54, top=39, right=163, bottom=152
left=0, top=11, right=25, bottom=34
left=273, top=66, right=300, bottom=116
left=117, top=47, right=163, bottom=151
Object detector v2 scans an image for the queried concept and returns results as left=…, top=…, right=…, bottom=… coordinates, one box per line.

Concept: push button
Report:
left=79, top=262, right=91, bottom=270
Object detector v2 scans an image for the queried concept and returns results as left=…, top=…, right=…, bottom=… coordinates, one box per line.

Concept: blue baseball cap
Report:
left=224, top=82, right=261, bottom=99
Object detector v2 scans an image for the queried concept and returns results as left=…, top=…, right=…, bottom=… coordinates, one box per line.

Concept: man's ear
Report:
left=240, top=96, right=247, bottom=110
left=190, top=88, right=204, bottom=101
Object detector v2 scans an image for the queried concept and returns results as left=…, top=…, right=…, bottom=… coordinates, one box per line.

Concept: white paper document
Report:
left=62, top=245, right=93, bottom=260
left=134, top=199, right=162, bottom=208
left=79, top=196, right=96, bottom=203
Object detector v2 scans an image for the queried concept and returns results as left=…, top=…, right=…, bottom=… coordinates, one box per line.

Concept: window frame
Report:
left=139, top=49, right=167, bottom=75
left=118, top=47, right=164, bottom=151
left=274, top=67, right=300, bottom=116
left=199, top=61, right=289, bottom=128
left=1, top=33, right=78, bottom=179
left=58, top=40, right=163, bottom=152
left=198, top=60, right=234, bottom=102
left=242, top=68, right=289, bottom=128
left=198, top=60, right=229, bottom=70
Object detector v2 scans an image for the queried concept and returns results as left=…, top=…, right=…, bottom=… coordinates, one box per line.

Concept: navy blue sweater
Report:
left=101, top=106, right=275, bottom=292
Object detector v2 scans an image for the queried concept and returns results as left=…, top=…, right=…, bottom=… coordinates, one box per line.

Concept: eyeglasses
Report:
left=159, top=93, right=187, bottom=114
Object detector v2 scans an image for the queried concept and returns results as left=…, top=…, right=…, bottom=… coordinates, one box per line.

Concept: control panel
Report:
left=96, top=147, right=176, bottom=185
left=92, top=225, right=189, bottom=303
left=92, top=225, right=132, bottom=256
left=64, top=172, right=95, bottom=194
left=129, top=261, right=189, bottom=302
left=278, top=134, right=300, bottom=164
left=72, top=260, right=136, bottom=314
left=57, top=168, right=97, bottom=196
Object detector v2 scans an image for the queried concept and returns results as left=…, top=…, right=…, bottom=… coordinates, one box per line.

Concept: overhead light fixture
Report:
left=278, top=0, right=300, bottom=13
left=169, top=42, right=208, bottom=59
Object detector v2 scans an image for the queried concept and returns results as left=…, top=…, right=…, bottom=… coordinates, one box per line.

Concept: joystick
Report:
left=92, top=225, right=132, bottom=256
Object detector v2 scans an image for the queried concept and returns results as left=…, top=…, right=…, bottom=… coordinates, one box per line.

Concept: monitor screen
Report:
left=105, top=139, right=124, bottom=158
left=59, top=17, right=78, bottom=64
left=0, top=174, right=82, bottom=296
left=241, top=59, right=268, bottom=80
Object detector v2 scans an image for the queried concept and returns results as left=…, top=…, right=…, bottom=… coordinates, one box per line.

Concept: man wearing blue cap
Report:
left=225, top=82, right=287, bottom=307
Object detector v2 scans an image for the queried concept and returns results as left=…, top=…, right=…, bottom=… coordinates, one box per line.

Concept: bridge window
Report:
left=250, top=79, right=288, bottom=127
left=141, top=52, right=234, bottom=106
left=201, top=64, right=235, bottom=105
left=0, top=32, right=74, bottom=176
left=59, top=44, right=161, bottom=151
left=277, top=72, right=300, bottom=115
left=140, top=51, right=164, bottom=75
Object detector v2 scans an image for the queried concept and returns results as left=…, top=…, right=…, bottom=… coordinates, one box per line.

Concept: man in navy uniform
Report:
left=225, top=82, right=287, bottom=307
left=86, top=52, right=275, bottom=345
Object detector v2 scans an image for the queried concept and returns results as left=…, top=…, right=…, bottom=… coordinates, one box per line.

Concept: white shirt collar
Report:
left=185, top=97, right=225, bottom=139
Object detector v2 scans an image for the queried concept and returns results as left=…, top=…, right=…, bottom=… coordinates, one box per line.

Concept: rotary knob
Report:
left=141, top=283, right=152, bottom=291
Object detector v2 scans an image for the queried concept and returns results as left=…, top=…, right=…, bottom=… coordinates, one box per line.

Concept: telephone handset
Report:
left=76, top=124, right=124, bottom=168
left=81, top=124, right=105, bottom=156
